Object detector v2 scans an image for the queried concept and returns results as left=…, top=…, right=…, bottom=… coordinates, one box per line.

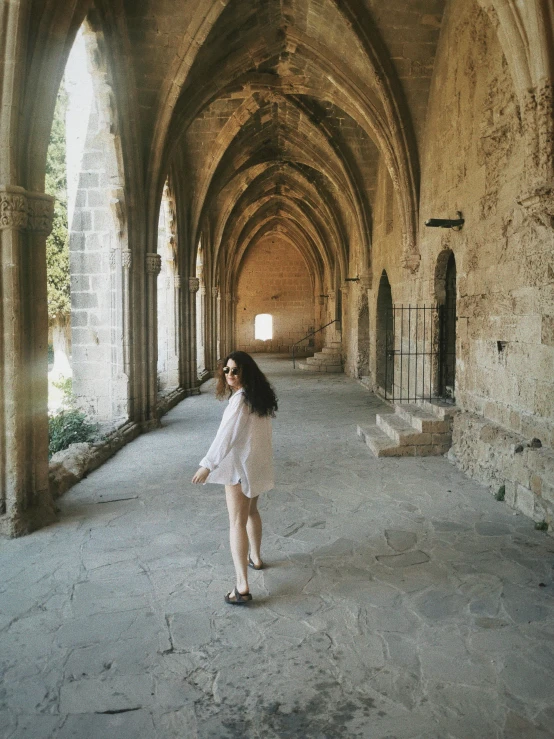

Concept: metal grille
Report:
left=384, top=305, right=455, bottom=403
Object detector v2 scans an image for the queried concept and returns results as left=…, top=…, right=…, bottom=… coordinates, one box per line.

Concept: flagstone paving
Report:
left=1, top=356, right=554, bottom=738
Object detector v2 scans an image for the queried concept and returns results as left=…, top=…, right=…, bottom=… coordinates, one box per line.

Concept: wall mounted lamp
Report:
left=425, top=211, right=464, bottom=231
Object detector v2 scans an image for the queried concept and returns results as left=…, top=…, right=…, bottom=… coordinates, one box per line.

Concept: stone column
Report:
left=121, top=248, right=132, bottom=375
left=145, top=252, right=161, bottom=428
left=187, top=277, right=200, bottom=394
left=212, top=286, right=221, bottom=366
left=198, top=284, right=207, bottom=376
left=222, top=293, right=234, bottom=357
left=0, top=186, right=56, bottom=536
left=174, top=274, right=181, bottom=372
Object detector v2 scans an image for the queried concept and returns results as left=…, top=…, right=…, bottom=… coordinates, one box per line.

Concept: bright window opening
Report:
left=255, top=314, right=273, bottom=341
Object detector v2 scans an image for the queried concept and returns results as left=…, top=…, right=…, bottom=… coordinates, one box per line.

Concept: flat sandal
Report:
left=224, top=586, right=253, bottom=605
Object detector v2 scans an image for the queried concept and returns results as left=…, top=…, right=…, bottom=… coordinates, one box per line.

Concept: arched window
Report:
left=255, top=314, right=273, bottom=341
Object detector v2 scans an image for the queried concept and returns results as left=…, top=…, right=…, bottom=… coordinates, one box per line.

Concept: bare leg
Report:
left=247, top=495, right=263, bottom=568
left=225, top=483, right=251, bottom=594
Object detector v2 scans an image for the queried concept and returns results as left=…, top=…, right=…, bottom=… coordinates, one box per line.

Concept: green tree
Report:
left=45, top=85, right=71, bottom=377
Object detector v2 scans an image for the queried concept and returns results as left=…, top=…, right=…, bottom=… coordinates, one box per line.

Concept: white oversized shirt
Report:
left=199, top=389, right=274, bottom=498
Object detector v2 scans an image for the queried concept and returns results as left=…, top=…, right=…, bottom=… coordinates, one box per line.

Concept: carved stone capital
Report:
left=517, top=186, right=554, bottom=228
left=0, top=186, right=54, bottom=234
left=0, top=188, right=28, bottom=230
left=122, top=249, right=132, bottom=270
left=189, top=277, right=200, bottom=293
left=27, top=194, right=55, bottom=233
left=146, top=252, right=162, bottom=276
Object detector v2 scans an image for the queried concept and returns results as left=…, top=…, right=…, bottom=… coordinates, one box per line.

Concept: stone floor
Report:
left=1, top=356, right=554, bottom=739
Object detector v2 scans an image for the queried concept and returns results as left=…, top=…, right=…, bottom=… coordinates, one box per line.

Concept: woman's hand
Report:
left=192, top=466, right=210, bottom=484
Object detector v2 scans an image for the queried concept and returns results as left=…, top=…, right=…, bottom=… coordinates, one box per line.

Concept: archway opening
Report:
left=196, top=246, right=206, bottom=377
left=235, top=234, right=314, bottom=354
left=157, top=181, right=180, bottom=396
left=437, top=251, right=457, bottom=401
left=357, top=294, right=370, bottom=379
left=376, top=270, right=393, bottom=396
left=46, top=21, right=130, bottom=443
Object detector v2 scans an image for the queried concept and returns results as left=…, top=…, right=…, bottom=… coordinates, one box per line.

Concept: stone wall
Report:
left=69, top=29, right=128, bottom=423
left=371, top=0, right=554, bottom=525
left=235, top=235, right=317, bottom=354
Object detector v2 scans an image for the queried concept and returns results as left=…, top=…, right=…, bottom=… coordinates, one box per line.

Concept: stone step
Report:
left=305, top=356, right=341, bottom=367
left=357, top=424, right=403, bottom=457
left=313, top=351, right=341, bottom=361
left=322, top=346, right=342, bottom=355
left=358, top=423, right=450, bottom=458
left=377, top=413, right=425, bottom=445
left=395, top=404, right=452, bottom=434
left=377, top=412, right=451, bottom=447
left=417, top=399, right=458, bottom=420
left=297, top=361, right=342, bottom=373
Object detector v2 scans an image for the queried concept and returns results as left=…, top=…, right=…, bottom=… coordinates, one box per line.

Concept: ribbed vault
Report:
left=150, top=0, right=434, bottom=289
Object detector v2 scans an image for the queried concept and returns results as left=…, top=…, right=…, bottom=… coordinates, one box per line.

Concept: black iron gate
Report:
left=384, top=305, right=455, bottom=403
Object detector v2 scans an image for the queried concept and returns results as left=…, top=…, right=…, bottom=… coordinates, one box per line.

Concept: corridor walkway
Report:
left=1, top=356, right=554, bottom=739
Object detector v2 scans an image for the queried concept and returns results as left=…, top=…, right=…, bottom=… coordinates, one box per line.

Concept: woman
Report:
left=192, top=351, right=278, bottom=605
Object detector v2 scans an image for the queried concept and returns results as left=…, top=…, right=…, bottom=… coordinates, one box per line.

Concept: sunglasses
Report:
left=223, top=366, right=240, bottom=376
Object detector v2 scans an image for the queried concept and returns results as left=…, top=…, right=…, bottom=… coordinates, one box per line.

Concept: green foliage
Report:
left=495, top=485, right=505, bottom=501
left=48, top=375, right=97, bottom=458
left=45, top=85, right=70, bottom=322
left=48, top=408, right=97, bottom=458
left=52, top=376, right=73, bottom=403
left=534, top=520, right=548, bottom=531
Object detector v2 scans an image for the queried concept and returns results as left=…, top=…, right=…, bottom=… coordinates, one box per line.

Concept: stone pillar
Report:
left=0, top=186, right=56, bottom=536
left=212, top=286, right=220, bottom=366
left=174, top=274, right=182, bottom=380
left=145, top=252, right=161, bottom=428
left=197, top=284, right=206, bottom=376
left=187, top=277, right=200, bottom=394
left=222, top=292, right=234, bottom=357
left=121, top=248, right=132, bottom=376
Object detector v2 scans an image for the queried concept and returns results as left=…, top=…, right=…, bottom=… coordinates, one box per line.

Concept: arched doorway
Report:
left=376, top=270, right=393, bottom=396
left=436, top=251, right=456, bottom=401
left=357, top=293, right=369, bottom=378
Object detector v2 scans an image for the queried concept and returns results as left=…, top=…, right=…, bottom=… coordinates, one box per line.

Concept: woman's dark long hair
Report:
left=216, top=351, right=278, bottom=417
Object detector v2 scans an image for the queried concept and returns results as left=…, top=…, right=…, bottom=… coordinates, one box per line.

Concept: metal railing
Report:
left=292, top=320, right=339, bottom=368
left=382, top=304, right=456, bottom=403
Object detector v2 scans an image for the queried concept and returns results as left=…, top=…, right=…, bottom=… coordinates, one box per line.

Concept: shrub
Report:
left=48, top=408, right=97, bottom=458
left=52, top=376, right=73, bottom=402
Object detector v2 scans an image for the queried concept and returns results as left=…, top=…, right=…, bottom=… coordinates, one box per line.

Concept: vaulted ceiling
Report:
left=30, top=0, right=449, bottom=286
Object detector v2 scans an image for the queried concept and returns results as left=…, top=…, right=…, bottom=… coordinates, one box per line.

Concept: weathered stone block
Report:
left=73, top=292, right=98, bottom=309
left=514, top=484, right=536, bottom=519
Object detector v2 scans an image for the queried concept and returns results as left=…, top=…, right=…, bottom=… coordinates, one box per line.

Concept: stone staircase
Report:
left=358, top=400, right=457, bottom=457
left=297, top=342, right=343, bottom=373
